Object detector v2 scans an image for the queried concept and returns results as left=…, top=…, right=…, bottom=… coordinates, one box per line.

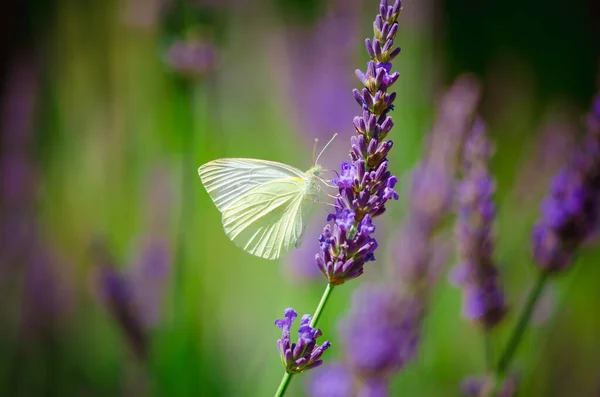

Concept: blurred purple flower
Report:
left=92, top=240, right=149, bottom=361
left=0, top=54, right=38, bottom=273
left=339, top=284, right=421, bottom=379
left=316, top=0, right=402, bottom=285
left=0, top=54, right=74, bottom=342
left=357, top=380, right=389, bottom=397
left=394, top=75, right=481, bottom=284
left=92, top=166, right=173, bottom=357
left=19, top=246, right=73, bottom=340
left=452, top=119, right=506, bottom=328
left=307, top=363, right=354, bottom=397
left=166, top=39, right=218, bottom=78
left=129, top=235, right=172, bottom=329
left=532, top=95, right=600, bottom=274
left=354, top=75, right=481, bottom=393
left=127, top=166, right=174, bottom=329
left=275, top=308, right=331, bottom=374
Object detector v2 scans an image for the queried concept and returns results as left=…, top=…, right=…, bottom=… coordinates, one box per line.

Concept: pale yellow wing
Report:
left=198, top=158, right=306, bottom=212
left=221, top=177, right=314, bottom=260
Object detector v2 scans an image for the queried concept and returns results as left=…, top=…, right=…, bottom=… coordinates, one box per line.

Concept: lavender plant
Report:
left=92, top=170, right=173, bottom=360
left=338, top=284, right=421, bottom=396
left=92, top=241, right=149, bottom=361
left=1, top=54, right=72, bottom=343
left=448, top=119, right=512, bottom=396
left=166, top=38, right=217, bottom=78
left=273, top=1, right=403, bottom=395
left=308, top=75, right=482, bottom=396
left=494, top=94, right=600, bottom=384
left=452, top=119, right=507, bottom=368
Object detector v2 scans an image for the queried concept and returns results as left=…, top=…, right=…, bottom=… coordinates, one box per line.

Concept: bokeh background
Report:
left=1, top=0, right=599, bottom=396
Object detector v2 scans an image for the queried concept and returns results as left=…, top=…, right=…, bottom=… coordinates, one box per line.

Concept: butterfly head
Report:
left=306, top=164, right=323, bottom=177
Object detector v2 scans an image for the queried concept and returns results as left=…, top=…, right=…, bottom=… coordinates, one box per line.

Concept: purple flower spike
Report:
left=313, top=0, right=402, bottom=286
left=357, top=380, right=388, bottom=397
left=92, top=241, right=148, bottom=361
left=165, top=39, right=217, bottom=78
left=275, top=309, right=331, bottom=374
left=340, top=284, right=421, bottom=382
left=307, top=363, right=353, bottom=397
left=532, top=94, right=600, bottom=274
left=452, top=119, right=507, bottom=328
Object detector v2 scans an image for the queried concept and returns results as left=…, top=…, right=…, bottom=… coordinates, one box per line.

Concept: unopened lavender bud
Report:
left=365, top=38, right=375, bottom=58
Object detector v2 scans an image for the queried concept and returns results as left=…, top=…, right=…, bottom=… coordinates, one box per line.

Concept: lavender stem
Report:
left=496, top=272, right=549, bottom=376
left=484, top=332, right=493, bottom=373
left=274, top=372, right=293, bottom=397
left=310, top=283, right=335, bottom=328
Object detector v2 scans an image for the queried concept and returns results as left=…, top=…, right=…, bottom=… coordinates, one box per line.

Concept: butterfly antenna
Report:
left=315, top=133, right=338, bottom=165
left=312, top=138, right=319, bottom=164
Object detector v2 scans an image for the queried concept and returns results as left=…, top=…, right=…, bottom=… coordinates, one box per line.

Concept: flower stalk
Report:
left=310, top=283, right=335, bottom=328
left=272, top=1, right=404, bottom=394
left=496, top=272, right=548, bottom=377
left=490, top=94, right=600, bottom=393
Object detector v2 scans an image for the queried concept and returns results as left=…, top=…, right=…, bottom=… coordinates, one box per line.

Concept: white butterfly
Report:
left=198, top=137, right=335, bottom=260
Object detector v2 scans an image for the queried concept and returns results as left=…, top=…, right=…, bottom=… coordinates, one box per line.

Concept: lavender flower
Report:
left=166, top=38, right=218, bottom=78
left=129, top=167, right=173, bottom=329
left=129, top=235, right=172, bottom=329
left=0, top=55, right=74, bottom=342
left=393, top=75, right=481, bottom=285
left=339, top=284, right=420, bottom=380
left=275, top=308, right=331, bottom=374
left=0, top=54, right=38, bottom=274
left=357, top=380, right=389, bottom=397
left=316, top=0, right=402, bottom=285
left=313, top=76, right=480, bottom=397
left=20, top=246, right=72, bottom=340
left=365, top=75, right=480, bottom=393
left=452, top=119, right=506, bottom=328
left=532, top=95, right=600, bottom=274
left=307, top=363, right=354, bottom=397
left=92, top=241, right=148, bottom=361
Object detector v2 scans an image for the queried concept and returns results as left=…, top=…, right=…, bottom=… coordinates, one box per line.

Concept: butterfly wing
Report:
left=198, top=158, right=306, bottom=212
left=221, top=177, right=314, bottom=260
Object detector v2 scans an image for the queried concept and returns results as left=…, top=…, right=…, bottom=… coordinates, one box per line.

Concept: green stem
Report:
left=311, top=283, right=335, bottom=327
left=484, top=331, right=493, bottom=373
left=496, top=272, right=548, bottom=376
left=274, top=283, right=335, bottom=397
left=274, top=372, right=294, bottom=397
